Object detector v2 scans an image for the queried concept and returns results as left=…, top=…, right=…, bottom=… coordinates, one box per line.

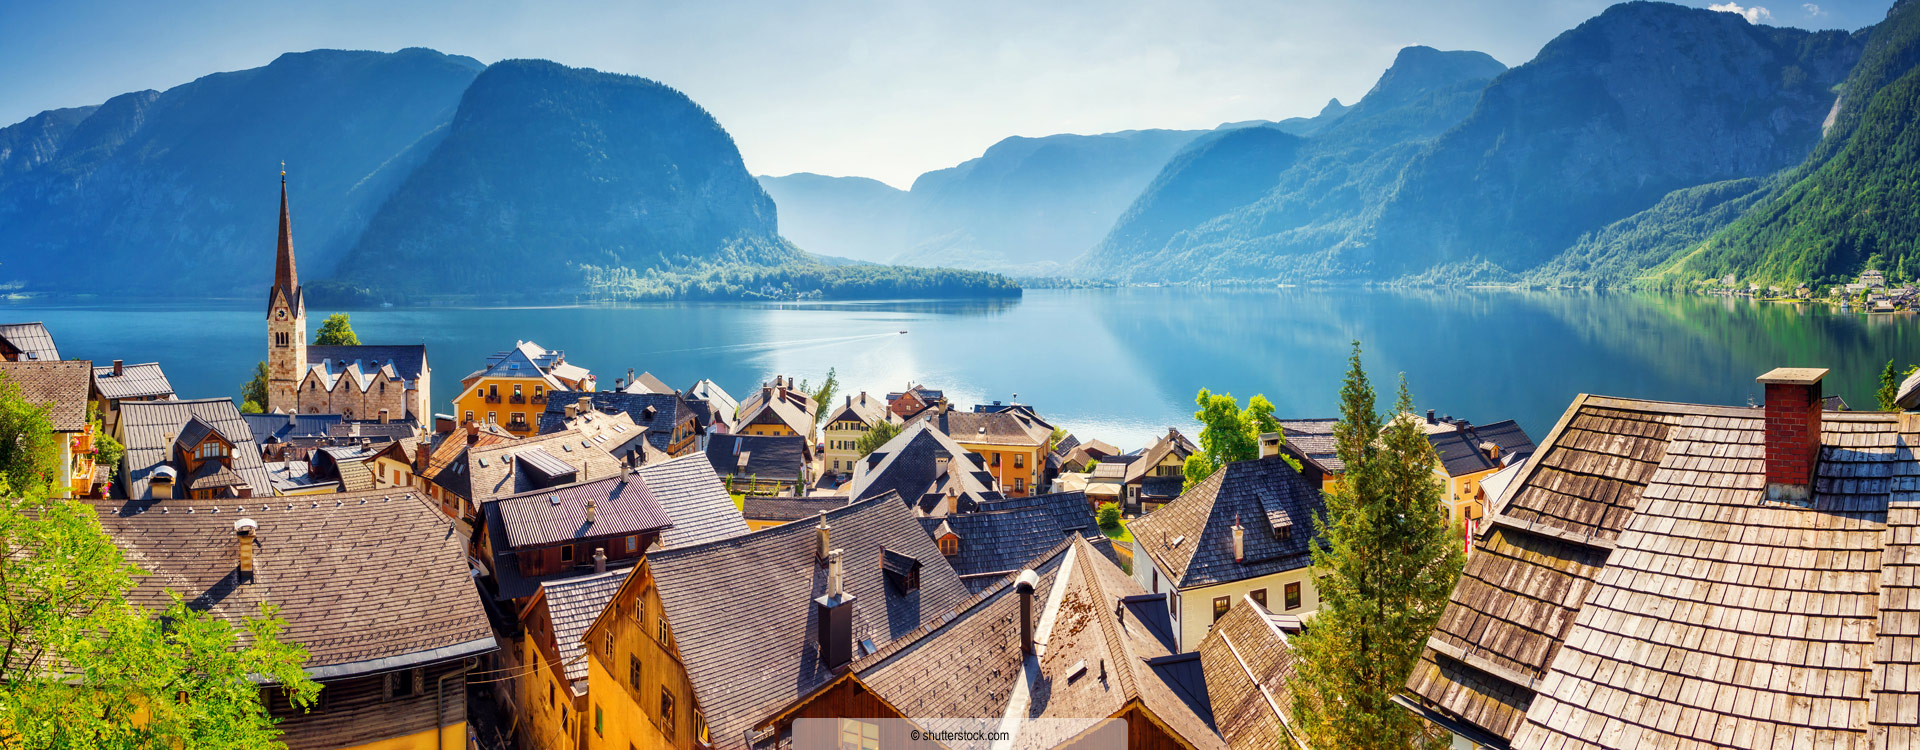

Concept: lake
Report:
left=6, top=288, right=1916, bottom=450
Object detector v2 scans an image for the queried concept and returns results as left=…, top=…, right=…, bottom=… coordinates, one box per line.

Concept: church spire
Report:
left=272, top=165, right=302, bottom=315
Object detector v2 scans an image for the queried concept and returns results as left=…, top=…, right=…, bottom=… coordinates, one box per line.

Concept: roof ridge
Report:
left=648, top=491, right=904, bottom=564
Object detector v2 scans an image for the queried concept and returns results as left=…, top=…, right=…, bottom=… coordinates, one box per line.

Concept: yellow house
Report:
left=1130, top=451, right=1327, bottom=651
left=515, top=569, right=626, bottom=750
left=936, top=405, right=1052, bottom=497
left=454, top=341, right=594, bottom=436
left=733, top=376, right=818, bottom=443
left=820, top=391, right=896, bottom=478
left=1423, top=418, right=1536, bottom=530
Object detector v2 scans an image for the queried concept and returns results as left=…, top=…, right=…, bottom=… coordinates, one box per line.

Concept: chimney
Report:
left=1016, top=569, right=1039, bottom=655
left=288, top=411, right=298, bottom=428
left=585, top=498, right=598, bottom=525
left=1232, top=515, right=1245, bottom=562
left=235, top=518, right=258, bottom=583
left=593, top=547, right=607, bottom=574
left=628, top=368, right=636, bottom=388
left=237, top=485, right=254, bottom=499
left=1426, top=409, right=1436, bottom=424
left=112, top=359, right=123, bottom=376
left=466, top=422, right=480, bottom=445
left=1259, top=432, right=1282, bottom=459
left=815, top=548, right=857, bottom=671
left=1759, top=367, right=1827, bottom=503
left=577, top=396, right=593, bottom=415
left=816, top=511, right=831, bottom=563
left=564, top=404, right=578, bottom=419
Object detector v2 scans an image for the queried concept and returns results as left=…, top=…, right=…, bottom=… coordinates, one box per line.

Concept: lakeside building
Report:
left=0, top=359, right=102, bottom=497
left=820, top=391, right=897, bottom=480
left=1122, top=426, right=1199, bottom=512
left=0, top=321, right=59, bottom=362
left=265, top=178, right=431, bottom=428
left=704, top=433, right=812, bottom=496
left=733, top=376, right=819, bottom=445
left=924, top=490, right=1109, bottom=593
left=884, top=382, right=943, bottom=421
left=454, top=341, right=593, bottom=436
left=537, top=391, right=700, bottom=459
left=89, top=359, right=173, bottom=436
left=846, top=419, right=1004, bottom=515
left=1402, top=367, right=1920, bottom=749
left=115, top=397, right=274, bottom=501
left=936, top=404, right=1055, bottom=498
left=1421, top=413, right=1536, bottom=531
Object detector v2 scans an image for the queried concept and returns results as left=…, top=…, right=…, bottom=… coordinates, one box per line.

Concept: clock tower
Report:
left=266, top=171, right=306, bottom=415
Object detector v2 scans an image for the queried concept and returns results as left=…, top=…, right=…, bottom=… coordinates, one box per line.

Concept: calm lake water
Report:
left=6, top=288, right=1916, bottom=449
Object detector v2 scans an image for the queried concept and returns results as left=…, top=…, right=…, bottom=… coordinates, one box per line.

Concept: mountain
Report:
left=332, top=60, right=796, bottom=296
left=1370, top=2, right=1864, bottom=278
left=0, top=48, right=484, bottom=294
left=1079, top=46, right=1506, bottom=281
left=756, top=173, right=910, bottom=263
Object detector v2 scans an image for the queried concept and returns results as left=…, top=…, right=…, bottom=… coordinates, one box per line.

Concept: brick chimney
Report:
left=1016, top=568, right=1039, bottom=655
left=465, top=421, right=480, bottom=446
left=1758, top=367, right=1827, bottom=503
left=815, top=548, right=857, bottom=671
left=112, top=359, right=123, bottom=376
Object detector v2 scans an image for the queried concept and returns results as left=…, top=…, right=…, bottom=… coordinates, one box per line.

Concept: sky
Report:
left=0, top=0, right=1893, bottom=188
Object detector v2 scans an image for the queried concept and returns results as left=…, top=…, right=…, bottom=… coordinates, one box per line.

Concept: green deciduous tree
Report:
left=313, top=313, right=359, bottom=346
left=0, top=373, right=61, bottom=492
left=242, top=361, right=270, bottom=414
left=1185, top=388, right=1295, bottom=491
left=854, top=420, right=903, bottom=458
left=812, top=368, right=839, bottom=414
left=1288, top=342, right=1464, bottom=750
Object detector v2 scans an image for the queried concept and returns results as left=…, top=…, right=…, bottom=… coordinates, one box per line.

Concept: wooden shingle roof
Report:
left=1130, top=455, right=1324, bottom=588
left=119, top=398, right=273, bottom=500
left=91, top=361, right=174, bottom=401
left=0, top=322, right=59, bottom=361
left=1406, top=394, right=1920, bottom=749
left=0, top=359, right=91, bottom=432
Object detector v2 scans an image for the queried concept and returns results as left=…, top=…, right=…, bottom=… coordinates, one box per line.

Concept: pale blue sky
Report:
left=0, top=0, right=1890, bottom=187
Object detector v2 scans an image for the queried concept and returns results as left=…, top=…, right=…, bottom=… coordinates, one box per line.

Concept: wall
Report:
left=272, top=660, right=472, bottom=750
left=454, top=375, right=550, bottom=435
left=1132, top=540, right=1319, bottom=652
left=822, top=419, right=871, bottom=476
left=955, top=442, right=1043, bottom=497
left=584, top=565, right=703, bottom=750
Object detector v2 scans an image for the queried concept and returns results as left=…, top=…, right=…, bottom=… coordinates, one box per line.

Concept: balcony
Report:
left=509, top=394, right=527, bottom=405
left=530, top=394, right=547, bottom=405
left=71, top=431, right=94, bottom=455
left=484, top=394, right=502, bottom=404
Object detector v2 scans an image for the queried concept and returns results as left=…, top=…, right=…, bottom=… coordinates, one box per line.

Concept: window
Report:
left=633, top=597, right=647, bottom=625
left=561, top=545, right=574, bottom=563
left=625, top=534, right=638, bottom=553
left=488, top=411, right=497, bottom=423
left=513, top=384, right=522, bottom=397
left=562, top=707, right=568, bottom=730
left=660, top=688, right=676, bottom=737
left=549, top=682, right=555, bottom=708
left=1213, top=596, right=1230, bottom=623
left=657, top=619, right=672, bottom=647
left=595, top=705, right=603, bottom=736
left=1014, top=454, right=1025, bottom=469
left=388, top=669, right=418, bottom=699
left=1015, top=478, right=1025, bottom=492
left=939, top=536, right=958, bottom=556
left=465, top=410, right=474, bottom=423
left=630, top=655, right=642, bottom=689
left=1285, top=582, right=1302, bottom=611
left=1151, top=567, right=1158, bottom=593
left=839, top=718, right=879, bottom=750
left=991, top=453, right=1001, bottom=467
left=1251, top=589, right=1268, bottom=609
left=603, top=632, right=612, bottom=659
left=696, top=711, right=709, bottom=745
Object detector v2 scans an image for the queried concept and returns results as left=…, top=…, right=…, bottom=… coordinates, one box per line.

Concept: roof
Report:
left=1898, top=368, right=1920, bottom=410
left=939, top=409, right=1052, bottom=449
left=0, top=322, right=58, bottom=361
left=1129, top=455, right=1324, bottom=588
left=463, top=340, right=573, bottom=389
left=421, top=426, right=516, bottom=487
left=642, top=493, right=971, bottom=749
left=91, top=362, right=174, bottom=401
left=460, top=429, right=624, bottom=505
left=824, top=391, right=894, bottom=429
left=1198, top=594, right=1299, bottom=750
left=1425, top=419, right=1535, bottom=477
left=735, top=379, right=818, bottom=437
left=742, top=495, right=849, bottom=523
left=917, top=497, right=1102, bottom=585
left=1277, top=418, right=1342, bottom=474
left=977, top=491, right=1100, bottom=537
left=90, top=488, right=494, bottom=678
left=262, top=460, right=336, bottom=494
left=637, top=453, right=751, bottom=549
left=0, top=359, right=92, bottom=432
left=1404, top=394, right=1920, bottom=748
left=532, top=569, right=627, bottom=686
left=538, top=390, right=695, bottom=455
left=687, top=379, right=738, bottom=421
left=306, top=344, right=428, bottom=387
left=706, top=433, right=809, bottom=482
left=621, top=371, right=673, bottom=394
left=1125, top=428, right=1198, bottom=484
left=325, top=421, right=416, bottom=443
left=847, top=420, right=1002, bottom=513
left=242, top=413, right=342, bottom=444
left=494, top=472, right=673, bottom=548
left=119, top=398, right=273, bottom=500
left=312, top=445, right=377, bottom=492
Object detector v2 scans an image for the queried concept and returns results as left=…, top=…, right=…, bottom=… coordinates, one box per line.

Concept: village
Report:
left=6, top=182, right=1920, bottom=750
left=1697, top=267, right=1920, bottom=312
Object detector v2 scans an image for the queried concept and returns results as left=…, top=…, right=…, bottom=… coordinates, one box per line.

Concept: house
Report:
left=265, top=180, right=430, bottom=427
left=90, top=359, right=173, bottom=435
left=478, top=468, right=675, bottom=605
left=0, top=359, right=102, bottom=496
left=1085, top=460, right=1131, bottom=507
left=705, top=433, right=812, bottom=496
left=1124, top=426, right=1199, bottom=511
left=243, top=412, right=344, bottom=462
left=734, top=376, right=818, bottom=443
left=741, top=495, right=848, bottom=531
left=1129, top=448, right=1327, bottom=652
left=1276, top=418, right=1342, bottom=490
left=453, top=341, right=594, bottom=435
left=540, top=400, right=663, bottom=467
left=578, top=492, right=971, bottom=750
left=1422, top=415, right=1535, bottom=529
left=846, top=419, right=1003, bottom=515
left=821, top=392, right=898, bottom=479
left=538, top=391, right=700, bottom=459
left=1058, top=437, right=1121, bottom=473
left=760, top=536, right=1228, bottom=750
left=1861, top=268, right=1887, bottom=288
left=617, top=369, right=673, bottom=395
left=116, top=398, right=273, bottom=501
left=433, top=428, right=623, bottom=511
left=935, top=405, right=1054, bottom=497
left=515, top=568, right=627, bottom=750
left=0, top=322, right=58, bottom=362
left=922, top=490, right=1107, bottom=592
left=884, top=382, right=943, bottom=420
left=309, top=444, right=380, bottom=493
left=1402, top=367, right=1920, bottom=749
left=416, top=421, right=518, bottom=519
left=683, top=379, right=738, bottom=446
left=89, top=487, right=495, bottom=750
left=1197, top=593, right=1304, bottom=750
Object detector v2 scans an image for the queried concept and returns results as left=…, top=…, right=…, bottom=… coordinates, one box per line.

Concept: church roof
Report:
left=268, top=175, right=303, bottom=319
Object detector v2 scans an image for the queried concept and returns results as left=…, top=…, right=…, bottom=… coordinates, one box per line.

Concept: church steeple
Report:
left=266, top=166, right=308, bottom=416
left=271, top=166, right=302, bottom=316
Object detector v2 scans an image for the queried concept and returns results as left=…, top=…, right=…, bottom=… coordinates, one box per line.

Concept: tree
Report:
left=1050, top=426, right=1069, bottom=449
left=241, top=361, right=270, bottom=414
left=1878, top=359, right=1917, bottom=411
left=313, top=313, right=359, bottom=346
left=1185, top=388, right=1294, bottom=491
left=853, top=420, right=903, bottom=458
left=0, top=373, right=61, bottom=491
left=0, top=384, right=319, bottom=748
left=811, top=368, right=839, bottom=414
left=1288, top=342, right=1463, bottom=750
left=1096, top=502, right=1123, bottom=531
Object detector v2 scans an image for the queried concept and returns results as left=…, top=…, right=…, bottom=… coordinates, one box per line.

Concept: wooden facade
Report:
left=583, top=563, right=705, bottom=750
left=271, top=659, right=475, bottom=750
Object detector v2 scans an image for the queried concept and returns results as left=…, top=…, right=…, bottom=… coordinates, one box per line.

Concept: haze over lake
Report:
left=9, top=287, right=1914, bottom=449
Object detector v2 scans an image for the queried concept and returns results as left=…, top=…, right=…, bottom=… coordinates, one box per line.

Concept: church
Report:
left=265, top=175, right=431, bottom=427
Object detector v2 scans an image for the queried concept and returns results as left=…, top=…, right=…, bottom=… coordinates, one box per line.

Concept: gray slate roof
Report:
left=706, top=433, right=809, bottom=482
left=918, top=498, right=1102, bottom=586
left=538, top=390, right=695, bottom=454
left=495, top=473, right=673, bottom=548
left=848, top=420, right=1002, bottom=512
left=91, top=362, right=174, bottom=401
left=306, top=344, right=428, bottom=385
left=637, top=453, right=751, bottom=549
left=460, top=429, right=624, bottom=505
left=742, top=495, right=849, bottom=524
left=243, top=413, right=343, bottom=444
left=1278, top=418, right=1341, bottom=474
left=646, top=493, right=970, bottom=750
left=534, top=569, right=627, bottom=686
left=118, top=398, right=273, bottom=500
left=1130, top=455, right=1324, bottom=588
left=1427, top=419, right=1535, bottom=477
left=0, top=322, right=58, bottom=361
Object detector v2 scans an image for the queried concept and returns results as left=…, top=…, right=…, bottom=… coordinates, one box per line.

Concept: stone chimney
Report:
left=593, top=547, right=607, bottom=574
left=112, top=359, right=123, bottom=376
left=577, top=396, right=593, bottom=415
left=235, top=518, right=258, bottom=584
left=1016, top=568, right=1040, bottom=655
left=585, top=498, right=598, bottom=525
left=1232, top=515, right=1245, bottom=562
left=1259, top=432, right=1282, bottom=459
left=816, top=511, right=832, bottom=563
left=564, top=403, right=578, bottom=419
left=815, top=548, right=857, bottom=671
left=1759, top=367, right=1827, bottom=503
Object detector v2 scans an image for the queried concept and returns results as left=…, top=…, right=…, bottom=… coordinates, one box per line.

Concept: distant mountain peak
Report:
left=1359, top=46, right=1507, bottom=109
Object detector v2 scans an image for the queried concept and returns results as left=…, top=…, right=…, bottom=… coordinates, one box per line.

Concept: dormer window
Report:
left=938, top=536, right=958, bottom=556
